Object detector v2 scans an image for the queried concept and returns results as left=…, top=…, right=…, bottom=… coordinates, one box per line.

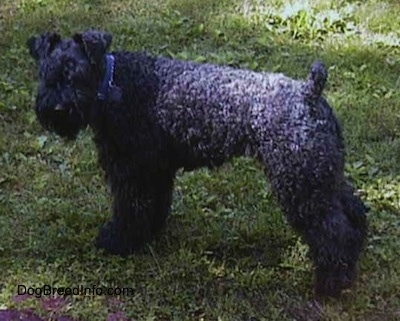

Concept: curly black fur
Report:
left=27, top=30, right=368, bottom=297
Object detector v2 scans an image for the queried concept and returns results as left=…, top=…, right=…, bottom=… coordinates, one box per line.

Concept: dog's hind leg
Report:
left=96, top=170, right=175, bottom=256
left=260, top=141, right=367, bottom=297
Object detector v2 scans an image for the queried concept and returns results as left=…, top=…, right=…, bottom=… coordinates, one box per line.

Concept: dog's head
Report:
left=27, top=30, right=112, bottom=139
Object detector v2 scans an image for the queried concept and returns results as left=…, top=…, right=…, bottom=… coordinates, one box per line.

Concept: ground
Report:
left=0, top=0, right=399, bottom=320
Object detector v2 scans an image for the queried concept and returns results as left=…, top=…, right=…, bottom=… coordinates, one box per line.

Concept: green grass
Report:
left=1, top=0, right=400, bottom=320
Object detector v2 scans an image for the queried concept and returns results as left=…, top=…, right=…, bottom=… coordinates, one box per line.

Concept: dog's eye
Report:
left=44, top=76, right=61, bottom=88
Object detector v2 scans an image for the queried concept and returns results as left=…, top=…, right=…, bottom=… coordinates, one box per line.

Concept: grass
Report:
left=0, top=0, right=399, bottom=320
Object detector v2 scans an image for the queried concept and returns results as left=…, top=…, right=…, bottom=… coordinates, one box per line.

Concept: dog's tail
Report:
left=304, top=61, right=328, bottom=101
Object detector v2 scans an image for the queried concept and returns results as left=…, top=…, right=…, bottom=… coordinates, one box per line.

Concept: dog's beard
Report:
left=35, top=87, right=88, bottom=140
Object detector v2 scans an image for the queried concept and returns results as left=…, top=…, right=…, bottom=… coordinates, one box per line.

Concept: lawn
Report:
left=0, top=0, right=399, bottom=320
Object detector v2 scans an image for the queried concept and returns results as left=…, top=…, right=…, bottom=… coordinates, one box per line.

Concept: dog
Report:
left=27, top=30, right=367, bottom=297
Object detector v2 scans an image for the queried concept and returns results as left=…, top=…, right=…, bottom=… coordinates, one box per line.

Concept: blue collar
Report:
left=97, top=54, right=116, bottom=101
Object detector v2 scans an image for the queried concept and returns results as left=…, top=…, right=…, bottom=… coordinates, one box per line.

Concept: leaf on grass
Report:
left=32, top=135, right=48, bottom=150
left=353, top=160, right=364, bottom=169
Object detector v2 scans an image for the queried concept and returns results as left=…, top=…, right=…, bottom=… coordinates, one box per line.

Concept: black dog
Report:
left=27, top=30, right=367, bottom=297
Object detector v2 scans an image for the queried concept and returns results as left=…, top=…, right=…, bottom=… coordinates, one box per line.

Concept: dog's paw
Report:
left=314, top=263, right=356, bottom=298
left=95, top=221, right=137, bottom=256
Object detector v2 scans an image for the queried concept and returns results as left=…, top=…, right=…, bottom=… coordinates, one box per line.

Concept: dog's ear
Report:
left=27, top=32, right=61, bottom=60
left=73, top=30, right=112, bottom=65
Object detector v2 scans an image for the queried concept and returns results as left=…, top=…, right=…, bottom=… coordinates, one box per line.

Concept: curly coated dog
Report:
left=27, top=30, right=367, bottom=297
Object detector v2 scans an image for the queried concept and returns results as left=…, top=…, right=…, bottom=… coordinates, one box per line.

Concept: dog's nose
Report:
left=54, top=104, right=64, bottom=111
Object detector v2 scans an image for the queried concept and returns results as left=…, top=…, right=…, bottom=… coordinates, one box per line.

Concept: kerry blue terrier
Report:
left=27, top=30, right=367, bottom=297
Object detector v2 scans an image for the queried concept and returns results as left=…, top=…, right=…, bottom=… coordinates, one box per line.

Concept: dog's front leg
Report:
left=95, top=170, right=175, bottom=256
